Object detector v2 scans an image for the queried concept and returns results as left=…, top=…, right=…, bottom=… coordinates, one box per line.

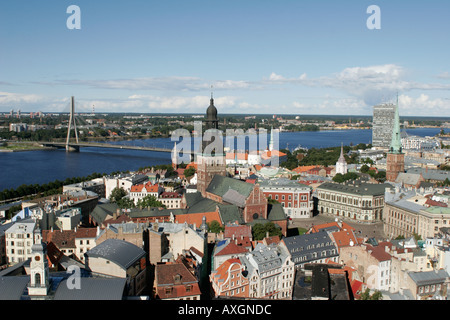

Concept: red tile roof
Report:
left=211, top=258, right=244, bottom=284
left=425, top=199, right=447, bottom=207
left=155, top=263, right=201, bottom=299
left=160, top=192, right=182, bottom=198
left=331, top=230, right=360, bottom=251
left=365, top=241, right=393, bottom=262
left=224, top=224, right=252, bottom=240
left=130, top=181, right=159, bottom=193
left=42, top=229, right=76, bottom=249
left=215, top=241, right=249, bottom=256
left=175, top=211, right=221, bottom=227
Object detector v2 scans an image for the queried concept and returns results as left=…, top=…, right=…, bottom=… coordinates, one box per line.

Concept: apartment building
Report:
left=384, top=193, right=450, bottom=239
left=259, top=178, right=313, bottom=219
left=281, top=231, right=339, bottom=270
left=240, top=243, right=295, bottom=299
left=5, top=219, right=37, bottom=264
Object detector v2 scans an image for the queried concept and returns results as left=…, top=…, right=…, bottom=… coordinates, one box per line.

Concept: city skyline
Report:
left=1, top=0, right=450, bottom=116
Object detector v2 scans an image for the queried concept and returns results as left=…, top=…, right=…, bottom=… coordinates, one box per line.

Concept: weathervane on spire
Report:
left=211, top=84, right=214, bottom=99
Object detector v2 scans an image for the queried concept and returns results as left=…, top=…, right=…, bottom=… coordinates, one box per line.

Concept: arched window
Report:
left=35, top=273, right=41, bottom=286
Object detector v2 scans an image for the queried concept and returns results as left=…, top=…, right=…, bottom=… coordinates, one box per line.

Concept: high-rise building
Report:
left=386, top=99, right=405, bottom=182
left=372, top=103, right=396, bottom=149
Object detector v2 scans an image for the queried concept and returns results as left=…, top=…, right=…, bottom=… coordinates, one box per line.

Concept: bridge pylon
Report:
left=65, top=96, right=80, bottom=152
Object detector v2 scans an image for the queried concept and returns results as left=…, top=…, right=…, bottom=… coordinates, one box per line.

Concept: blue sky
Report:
left=1, top=0, right=450, bottom=116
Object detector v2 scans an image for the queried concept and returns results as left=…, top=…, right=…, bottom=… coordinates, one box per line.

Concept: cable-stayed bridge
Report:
left=37, top=96, right=194, bottom=156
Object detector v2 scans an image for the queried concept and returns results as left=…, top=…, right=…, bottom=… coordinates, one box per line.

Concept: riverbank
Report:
left=0, top=142, right=55, bottom=152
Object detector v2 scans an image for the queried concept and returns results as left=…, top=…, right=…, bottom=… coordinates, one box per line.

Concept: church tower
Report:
left=205, top=90, right=219, bottom=130
left=335, top=143, right=348, bottom=175
left=197, top=92, right=226, bottom=197
left=386, top=96, right=405, bottom=182
left=27, top=227, right=50, bottom=297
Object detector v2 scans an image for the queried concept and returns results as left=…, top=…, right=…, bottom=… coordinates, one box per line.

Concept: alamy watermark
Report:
left=67, top=5, right=81, bottom=30
left=66, top=265, right=81, bottom=290
left=367, top=5, right=381, bottom=30
left=65, top=5, right=381, bottom=31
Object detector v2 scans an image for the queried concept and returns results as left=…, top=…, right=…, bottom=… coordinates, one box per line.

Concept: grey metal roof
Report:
left=206, top=175, right=254, bottom=198
left=407, top=270, right=449, bottom=286
left=0, top=276, right=29, bottom=300
left=249, top=243, right=283, bottom=273
left=267, top=203, right=287, bottom=221
left=283, top=231, right=338, bottom=264
left=222, top=189, right=247, bottom=207
left=386, top=199, right=425, bottom=214
left=86, top=239, right=145, bottom=270
left=395, top=173, right=423, bottom=185
left=407, top=167, right=450, bottom=182
left=317, top=181, right=391, bottom=196
left=90, top=203, right=119, bottom=225
left=54, top=277, right=127, bottom=300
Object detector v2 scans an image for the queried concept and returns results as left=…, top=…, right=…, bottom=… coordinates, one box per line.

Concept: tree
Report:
left=117, top=197, right=136, bottom=209
left=359, top=288, right=383, bottom=300
left=252, top=222, right=282, bottom=240
left=207, top=220, right=224, bottom=234
left=136, top=194, right=165, bottom=208
left=360, top=164, right=370, bottom=173
left=332, top=173, right=345, bottom=183
left=110, top=187, right=127, bottom=202
left=375, top=171, right=386, bottom=183
left=184, top=167, right=196, bottom=178
left=332, top=172, right=358, bottom=183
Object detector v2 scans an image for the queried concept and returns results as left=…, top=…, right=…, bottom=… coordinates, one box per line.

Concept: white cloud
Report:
left=0, top=92, right=45, bottom=105
left=399, top=94, right=450, bottom=116
left=38, top=77, right=250, bottom=93
left=269, top=64, right=450, bottom=108
left=437, top=72, right=450, bottom=79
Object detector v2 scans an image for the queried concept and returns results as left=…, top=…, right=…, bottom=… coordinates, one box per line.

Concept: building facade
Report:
left=372, top=103, right=396, bottom=149
left=5, top=220, right=37, bottom=264
left=259, top=178, right=314, bottom=219
left=384, top=199, right=450, bottom=240
left=316, top=181, right=389, bottom=223
left=210, top=258, right=250, bottom=298
left=282, top=232, right=339, bottom=270
left=240, top=243, right=295, bottom=299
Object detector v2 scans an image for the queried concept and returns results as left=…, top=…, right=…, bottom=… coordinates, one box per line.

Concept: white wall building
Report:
left=57, top=207, right=82, bottom=231
left=104, top=173, right=148, bottom=200
left=240, top=243, right=295, bottom=299
left=5, top=219, right=37, bottom=264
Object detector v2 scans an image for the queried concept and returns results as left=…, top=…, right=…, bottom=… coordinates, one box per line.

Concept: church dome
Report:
left=206, top=98, right=217, bottom=120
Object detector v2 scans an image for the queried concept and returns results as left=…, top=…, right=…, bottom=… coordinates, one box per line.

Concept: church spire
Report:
left=338, top=142, right=345, bottom=161
left=389, top=93, right=402, bottom=154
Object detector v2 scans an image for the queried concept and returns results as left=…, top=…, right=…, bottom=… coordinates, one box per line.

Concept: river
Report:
left=0, top=128, right=445, bottom=191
